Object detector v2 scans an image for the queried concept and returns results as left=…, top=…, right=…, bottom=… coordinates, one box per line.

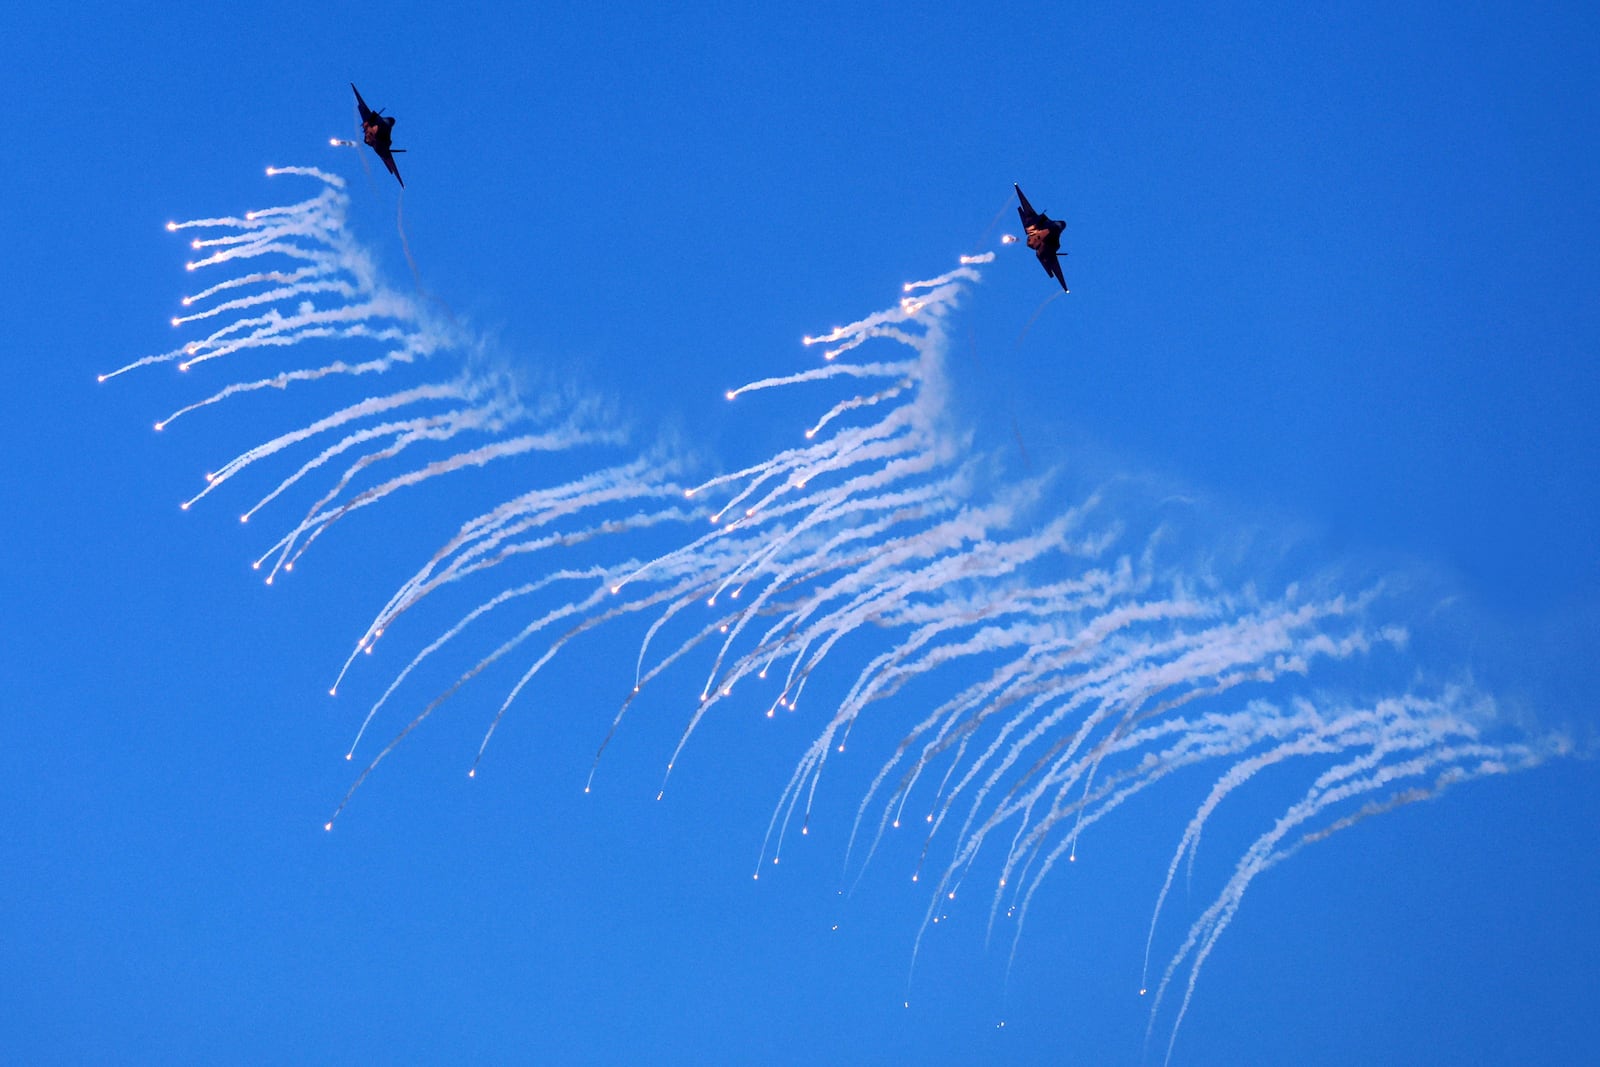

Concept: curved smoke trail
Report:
left=109, top=168, right=1565, bottom=1062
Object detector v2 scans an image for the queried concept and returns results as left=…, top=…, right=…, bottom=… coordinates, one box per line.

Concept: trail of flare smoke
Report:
left=111, top=165, right=639, bottom=592
left=321, top=264, right=1556, bottom=1035
left=331, top=255, right=1553, bottom=1061
left=123, top=178, right=1561, bottom=1063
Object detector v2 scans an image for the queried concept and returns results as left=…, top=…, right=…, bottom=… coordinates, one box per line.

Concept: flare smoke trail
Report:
left=113, top=168, right=1564, bottom=1063
left=104, top=166, right=632, bottom=586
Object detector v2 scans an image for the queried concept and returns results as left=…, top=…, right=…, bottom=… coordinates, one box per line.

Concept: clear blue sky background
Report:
left=5, top=2, right=1599, bottom=1063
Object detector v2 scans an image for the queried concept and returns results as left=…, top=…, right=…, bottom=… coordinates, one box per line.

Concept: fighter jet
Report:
left=1014, top=183, right=1067, bottom=292
left=351, top=83, right=404, bottom=186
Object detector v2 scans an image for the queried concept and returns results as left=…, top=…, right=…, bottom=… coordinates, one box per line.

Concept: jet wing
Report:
left=1036, top=249, right=1068, bottom=291
left=376, top=147, right=404, bottom=187
left=1014, top=182, right=1041, bottom=229
left=351, top=83, right=375, bottom=123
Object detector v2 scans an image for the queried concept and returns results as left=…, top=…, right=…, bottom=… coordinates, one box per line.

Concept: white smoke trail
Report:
left=326, top=253, right=1553, bottom=1060
left=105, top=167, right=636, bottom=590
left=118, top=167, right=1563, bottom=1063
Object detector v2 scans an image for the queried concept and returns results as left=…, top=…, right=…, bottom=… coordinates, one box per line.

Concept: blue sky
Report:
left=5, top=2, right=1599, bottom=1063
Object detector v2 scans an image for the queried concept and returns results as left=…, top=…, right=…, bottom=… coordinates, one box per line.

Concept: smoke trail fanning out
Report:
left=111, top=168, right=1565, bottom=1062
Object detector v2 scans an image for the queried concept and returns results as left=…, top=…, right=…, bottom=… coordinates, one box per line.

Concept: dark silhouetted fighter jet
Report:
left=1014, top=183, right=1066, bottom=292
left=351, top=83, right=404, bottom=186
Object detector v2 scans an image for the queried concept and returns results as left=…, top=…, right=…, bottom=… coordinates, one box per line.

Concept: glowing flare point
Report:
left=165, top=221, right=177, bottom=232
left=323, top=822, right=332, bottom=831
